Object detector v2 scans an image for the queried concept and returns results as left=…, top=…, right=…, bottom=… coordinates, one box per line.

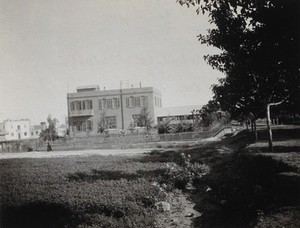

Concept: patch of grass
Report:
left=0, top=156, right=166, bottom=228
left=253, top=146, right=300, bottom=153
left=191, top=149, right=297, bottom=227
left=139, top=150, right=185, bottom=165
left=67, top=170, right=140, bottom=182
left=256, top=128, right=300, bottom=141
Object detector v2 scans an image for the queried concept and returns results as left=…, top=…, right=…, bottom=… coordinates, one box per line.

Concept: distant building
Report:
left=30, top=124, right=44, bottom=139
left=0, top=130, right=6, bottom=143
left=156, top=105, right=203, bottom=124
left=67, top=85, right=162, bottom=136
left=56, top=124, right=67, bottom=137
left=0, top=119, right=31, bottom=141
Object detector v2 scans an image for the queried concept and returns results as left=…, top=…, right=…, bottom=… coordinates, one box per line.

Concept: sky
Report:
left=0, top=0, right=223, bottom=125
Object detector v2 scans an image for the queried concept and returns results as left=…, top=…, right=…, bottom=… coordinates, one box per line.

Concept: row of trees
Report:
left=179, top=0, right=300, bottom=151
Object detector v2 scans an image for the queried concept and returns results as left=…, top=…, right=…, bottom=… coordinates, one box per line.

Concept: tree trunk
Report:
left=254, top=120, right=258, bottom=141
left=266, top=104, right=273, bottom=152
left=266, top=100, right=284, bottom=152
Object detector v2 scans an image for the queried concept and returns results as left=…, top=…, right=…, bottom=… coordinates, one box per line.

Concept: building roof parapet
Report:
left=67, top=87, right=161, bottom=98
left=3, top=119, right=30, bottom=123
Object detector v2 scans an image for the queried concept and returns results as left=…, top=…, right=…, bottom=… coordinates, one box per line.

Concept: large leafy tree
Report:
left=178, top=0, right=300, bottom=150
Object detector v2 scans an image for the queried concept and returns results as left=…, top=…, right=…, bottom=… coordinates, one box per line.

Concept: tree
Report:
left=136, top=107, right=153, bottom=132
left=197, top=100, right=220, bottom=127
left=98, top=112, right=107, bottom=134
left=40, top=115, right=58, bottom=142
left=178, top=0, right=300, bottom=151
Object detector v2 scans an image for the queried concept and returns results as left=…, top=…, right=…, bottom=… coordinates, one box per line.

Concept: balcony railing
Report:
left=70, top=109, right=94, bottom=117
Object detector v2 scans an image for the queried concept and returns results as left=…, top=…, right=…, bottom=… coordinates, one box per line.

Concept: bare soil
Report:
left=155, top=190, right=201, bottom=228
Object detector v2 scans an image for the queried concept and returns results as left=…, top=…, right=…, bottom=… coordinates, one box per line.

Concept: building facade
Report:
left=30, top=124, right=46, bottom=139
left=67, top=85, right=162, bottom=137
left=0, top=119, right=31, bottom=141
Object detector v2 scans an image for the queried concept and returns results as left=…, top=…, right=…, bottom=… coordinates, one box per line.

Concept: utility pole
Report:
left=67, top=94, right=71, bottom=134
left=120, top=81, right=124, bottom=129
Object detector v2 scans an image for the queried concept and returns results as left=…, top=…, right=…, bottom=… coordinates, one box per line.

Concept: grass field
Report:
left=0, top=155, right=168, bottom=228
left=1, top=127, right=299, bottom=228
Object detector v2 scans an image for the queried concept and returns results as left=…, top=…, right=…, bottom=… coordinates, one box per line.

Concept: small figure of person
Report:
left=47, top=142, right=52, bottom=152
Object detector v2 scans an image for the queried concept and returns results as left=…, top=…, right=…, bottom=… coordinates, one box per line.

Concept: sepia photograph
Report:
left=0, top=0, right=299, bottom=227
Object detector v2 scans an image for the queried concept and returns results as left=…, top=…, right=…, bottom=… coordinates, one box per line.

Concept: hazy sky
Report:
left=0, top=0, right=223, bottom=125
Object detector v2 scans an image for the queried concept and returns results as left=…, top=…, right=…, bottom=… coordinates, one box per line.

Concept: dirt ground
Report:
left=155, top=190, right=201, bottom=228
left=0, top=148, right=152, bottom=159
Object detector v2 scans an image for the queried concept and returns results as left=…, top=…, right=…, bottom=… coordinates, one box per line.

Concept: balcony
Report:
left=70, top=109, right=94, bottom=117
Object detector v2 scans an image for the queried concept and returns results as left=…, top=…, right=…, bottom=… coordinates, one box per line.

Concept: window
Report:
left=82, top=101, right=86, bottom=110
left=102, top=99, right=107, bottom=109
left=126, top=96, right=147, bottom=108
left=141, top=96, right=148, bottom=107
left=105, top=116, right=117, bottom=129
left=36, top=131, right=39, bottom=135
left=11, top=125, right=13, bottom=129
left=70, top=102, right=75, bottom=111
left=82, top=122, right=86, bottom=131
left=75, top=122, right=82, bottom=132
left=86, top=100, right=93, bottom=110
left=31, top=132, right=34, bottom=136
left=135, top=97, right=141, bottom=107
left=11, top=133, right=14, bottom=136
left=17, top=125, right=20, bottom=130
left=113, top=98, right=119, bottom=109
left=76, top=101, right=81, bottom=110
left=107, top=99, right=113, bottom=109
left=130, top=96, right=134, bottom=107
left=24, top=132, right=27, bottom=136
left=86, top=120, right=93, bottom=131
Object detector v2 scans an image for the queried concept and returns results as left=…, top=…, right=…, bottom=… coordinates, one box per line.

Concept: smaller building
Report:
left=56, top=124, right=67, bottom=137
left=156, top=105, right=203, bottom=124
left=0, top=119, right=31, bottom=141
left=30, top=124, right=45, bottom=139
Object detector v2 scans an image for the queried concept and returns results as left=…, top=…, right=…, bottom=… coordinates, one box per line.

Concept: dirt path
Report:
left=0, top=148, right=152, bottom=159
left=156, top=190, right=201, bottom=228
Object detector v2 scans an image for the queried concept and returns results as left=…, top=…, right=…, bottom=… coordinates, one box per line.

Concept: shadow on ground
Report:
left=0, top=202, right=82, bottom=228
left=186, top=129, right=299, bottom=227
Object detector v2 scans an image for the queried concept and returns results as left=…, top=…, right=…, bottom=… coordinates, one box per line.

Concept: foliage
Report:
left=157, top=117, right=172, bottom=134
left=198, top=100, right=219, bottom=127
left=161, top=153, right=210, bottom=190
left=127, top=122, right=136, bottom=134
left=178, top=0, right=300, bottom=119
left=39, top=115, right=58, bottom=142
left=136, top=107, right=154, bottom=131
left=97, top=112, right=106, bottom=134
left=141, top=150, right=210, bottom=190
left=0, top=156, right=167, bottom=228
left=157, top=117, right=193, bottom=134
